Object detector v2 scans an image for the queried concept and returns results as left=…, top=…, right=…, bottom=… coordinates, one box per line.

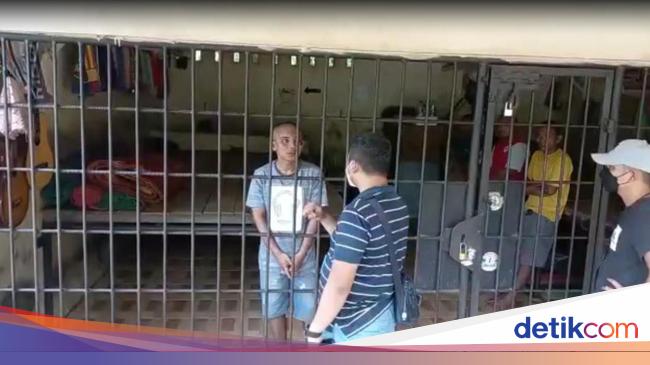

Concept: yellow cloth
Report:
left=525, top=149, right=574, bottom=222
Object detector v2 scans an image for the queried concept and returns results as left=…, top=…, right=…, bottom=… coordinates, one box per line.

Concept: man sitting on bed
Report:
left=246, top=121, right=328, bottom=340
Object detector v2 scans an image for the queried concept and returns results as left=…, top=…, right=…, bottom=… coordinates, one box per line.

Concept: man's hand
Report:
left=303, top=202, right=323, bottom=220
left=602, top=278, right=623, bottom=291
left=273, top=251, right=293, bottom=278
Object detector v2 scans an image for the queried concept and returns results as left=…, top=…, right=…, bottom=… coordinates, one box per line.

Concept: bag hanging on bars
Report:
left=369, top=199, right=421, bottom=326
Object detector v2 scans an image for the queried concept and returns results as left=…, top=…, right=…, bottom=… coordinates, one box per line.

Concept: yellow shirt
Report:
left=525, top=149, right=574, bottom=222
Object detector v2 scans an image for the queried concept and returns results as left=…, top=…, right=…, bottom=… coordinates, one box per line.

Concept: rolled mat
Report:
left=86, top=154, right=186, bottom=205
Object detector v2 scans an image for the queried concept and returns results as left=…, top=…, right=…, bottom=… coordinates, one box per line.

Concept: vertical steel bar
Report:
left=239, top=51, right=250, bottom=339
left=51, top=40, right=64, bottom=316
left=162, top=46, right=169, bottom=328
left=77, top=41, right=88, bottom=319
left=0, top=38, right=17, bottom=309
left=412, top=61, right=432, bottom=306
left=25, top=40, right=41, bottom=313
left=490, top=87, right=517, bottom=311
left=564, top=77, right=592, bottom=298
left=583, top=68, right=619, bottom=294
left=262, top=52, right=276, bottom=340
left=508, top=89, right=537, bottom=309
left=393, top=61, right=406, bottom=192
left=134, top=45, right=141, bottom=326
left=372, top=58, right=380, bottom=133
left=190, top=47, right=197, bottom=331
left=529, top=76, right=556, bottom=305
left=436, top=62, right=462, bottom=318
left=314, top=54, right=328, bottom=330
left=288, top=54, right=304, bottom=342
left=342, top=58, right=354, bottom=206
left=464, top=65, right=488, bottom=317
left=636, top=68, right=648, bottom=139
left=547, top=76, right=574, bottom=302
left=215, top=49, right=223, bottom=336
left=106, top=43, right=115, bottom=323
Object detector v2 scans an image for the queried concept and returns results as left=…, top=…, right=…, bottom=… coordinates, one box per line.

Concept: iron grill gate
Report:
left=0, top=32, right=638, bottom=341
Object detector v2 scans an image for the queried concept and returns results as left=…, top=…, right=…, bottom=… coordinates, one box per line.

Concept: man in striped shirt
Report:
left=303, top=132, right=409, bottom=343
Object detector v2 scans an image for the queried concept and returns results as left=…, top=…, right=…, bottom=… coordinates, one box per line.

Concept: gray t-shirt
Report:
left=246, top=160, right=328, bottom=268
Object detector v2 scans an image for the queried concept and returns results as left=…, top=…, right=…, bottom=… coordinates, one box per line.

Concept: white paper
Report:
left=269, top=185, right=304, bottom=233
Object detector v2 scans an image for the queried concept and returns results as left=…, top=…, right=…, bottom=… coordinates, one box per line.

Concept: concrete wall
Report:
left=1, top=4, right=650, bottom=66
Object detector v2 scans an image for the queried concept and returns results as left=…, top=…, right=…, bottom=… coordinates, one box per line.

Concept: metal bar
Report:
left=261, top=52, right=276, bottom=340
left=25, top=39, right=41, bottom=313
left=313, top=54, right=328, bottom=334
left=215, top=49, right=223, bottom=336
left=372, top=58, right=380, bottom=133
left=564, top=77, right=592, bottom=298
left=412, top=61, right=432, bottom=308
left=51, top=40, right=64, bottom=316
left=162, top=46, right=169, bottom=329
left=439, top=61, right=462, bottom=318
left=393, top=61, right=407, bottom=191
left=508, top=88, right=537, bottom=310
left=528, top=76, right=556, bottom=306
left=239, top=51, right=250, bottom=339
left=77, top=41, right=89, bottom=319
left=190, top=47, right=197, bottom=331
left=134, top=45, right=141, bottom=326
left=636, top=68, right=648, bottom=139
left=11, top=287, right=585, bottom=296
left=583, top=68, right=619, bottom=294
left=106, top=42, right=115, bottom=323
left=547, top=76, right=575, bottom=302
left=434, top=61, right=454, bottom=322
left=342, top=57, right=354, bottom=205
left=490, top=93, right=517, bottom=312
left=288, top=54, right=304, bottom=342
left=0, top=38, right=17, bottom=308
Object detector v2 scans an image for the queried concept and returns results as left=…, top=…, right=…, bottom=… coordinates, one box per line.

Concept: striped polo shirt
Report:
left=319, top=185, right=409, bottom=337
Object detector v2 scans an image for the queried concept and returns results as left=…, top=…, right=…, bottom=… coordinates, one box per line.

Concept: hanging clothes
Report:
left=0, top=76, right=29, bottom=140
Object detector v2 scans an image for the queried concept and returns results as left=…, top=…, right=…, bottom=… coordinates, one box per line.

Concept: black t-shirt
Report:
left=594, top=197, right=650, bottom=292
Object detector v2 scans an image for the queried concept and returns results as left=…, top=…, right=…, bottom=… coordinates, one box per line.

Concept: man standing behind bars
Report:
left=246, top=122, right=328, bottom=340
left=494, top=125, right=573, bottom=309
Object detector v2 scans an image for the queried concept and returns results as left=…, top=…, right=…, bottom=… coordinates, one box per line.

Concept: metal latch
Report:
left=442, top=214, right=484, bottom=272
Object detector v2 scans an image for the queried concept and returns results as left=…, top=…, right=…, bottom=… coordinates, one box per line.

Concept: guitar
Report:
left=0, top=137, right=30, bottom=228
left=28, top=113, right=54, bottom=191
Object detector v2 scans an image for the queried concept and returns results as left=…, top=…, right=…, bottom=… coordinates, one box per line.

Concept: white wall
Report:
left=1, top=4, right=650, bottom=66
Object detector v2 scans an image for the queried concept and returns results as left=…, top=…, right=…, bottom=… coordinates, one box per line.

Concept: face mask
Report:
left=600, top=168, right=619, bottom=193
left=600, top=168, right=631, bottom=194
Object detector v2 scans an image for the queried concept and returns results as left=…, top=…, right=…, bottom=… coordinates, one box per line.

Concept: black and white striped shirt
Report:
left=319, top=185, right=409, bottom=337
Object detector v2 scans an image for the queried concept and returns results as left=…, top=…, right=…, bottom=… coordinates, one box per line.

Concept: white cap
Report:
left=591, top=139, right=650, bottom=173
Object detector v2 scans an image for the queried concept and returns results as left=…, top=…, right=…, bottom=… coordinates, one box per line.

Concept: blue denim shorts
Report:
left=325, top=302, right=396, bottom=343
left=258, top=257, right=318, bottom=322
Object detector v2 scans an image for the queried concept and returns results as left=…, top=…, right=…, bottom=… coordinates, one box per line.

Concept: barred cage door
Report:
left=463, top=65, right=615, bottom=316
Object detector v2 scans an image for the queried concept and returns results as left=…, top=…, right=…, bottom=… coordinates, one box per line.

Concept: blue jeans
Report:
left=325, top=303, right=396, bottom=343
left=259, top=256, right=318, bottom=322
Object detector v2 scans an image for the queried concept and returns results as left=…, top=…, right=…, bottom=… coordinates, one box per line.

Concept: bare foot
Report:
left=487, top=294, right=515, bottom=311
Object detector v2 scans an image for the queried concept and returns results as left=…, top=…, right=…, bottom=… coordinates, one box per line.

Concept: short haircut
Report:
left=272, top=121, right=302, bottom=138
left=537, top=124, right=563, bottom=137
left=348, top=132, right=392, bottom=175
